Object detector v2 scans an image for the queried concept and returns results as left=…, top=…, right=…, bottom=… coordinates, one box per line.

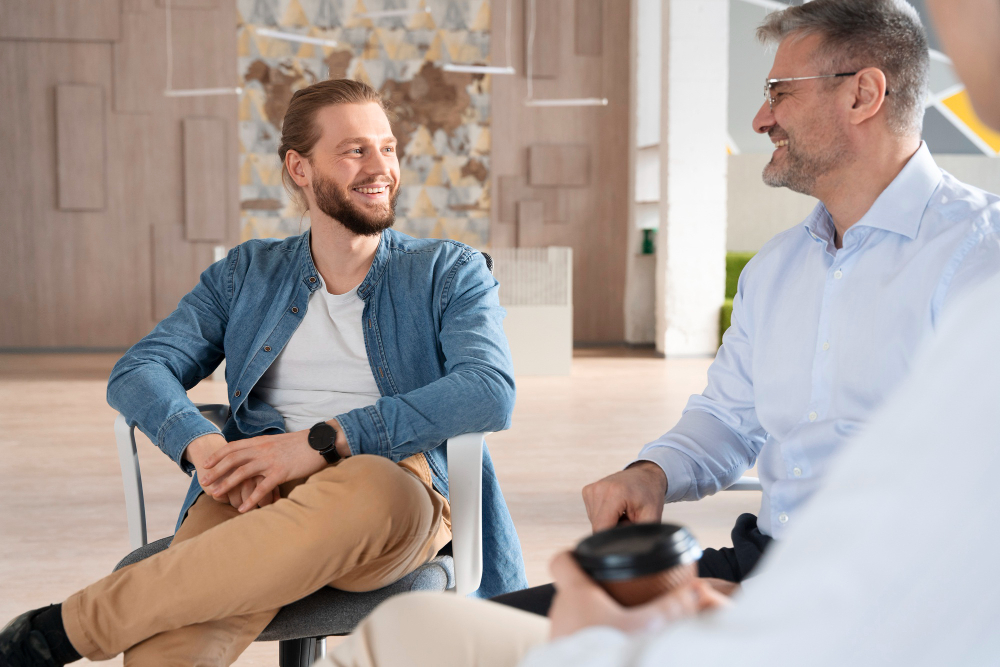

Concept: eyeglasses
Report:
left=764, top=72, right=857, bottom=111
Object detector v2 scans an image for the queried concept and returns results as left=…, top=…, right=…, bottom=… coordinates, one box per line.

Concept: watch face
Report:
left=309, top=422, right=336, bottom=451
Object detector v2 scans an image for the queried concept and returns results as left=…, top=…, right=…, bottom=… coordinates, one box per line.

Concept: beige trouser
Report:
left=325, top=592, right=550, bottom=667
left=61, top=454, right=452, bottom=665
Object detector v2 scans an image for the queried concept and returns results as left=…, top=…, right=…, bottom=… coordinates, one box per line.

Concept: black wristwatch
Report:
left=308, top=421, right=342, bottom=464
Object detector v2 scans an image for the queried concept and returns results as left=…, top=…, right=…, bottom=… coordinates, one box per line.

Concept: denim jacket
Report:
left=107, top=229, right=528, bottom=598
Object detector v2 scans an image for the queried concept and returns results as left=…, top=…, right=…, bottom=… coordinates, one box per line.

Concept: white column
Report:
left=656, top=0, right=729, bottom=356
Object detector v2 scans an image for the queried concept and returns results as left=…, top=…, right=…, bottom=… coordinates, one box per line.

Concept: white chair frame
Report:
left=728, top=476, right=763, bottom=492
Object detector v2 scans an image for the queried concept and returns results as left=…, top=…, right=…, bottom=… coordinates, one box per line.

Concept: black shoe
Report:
left=0, top=606, right=77, bottom=667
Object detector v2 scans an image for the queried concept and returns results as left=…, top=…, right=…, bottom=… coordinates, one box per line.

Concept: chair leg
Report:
left=278, top=637, right=327, bottom=666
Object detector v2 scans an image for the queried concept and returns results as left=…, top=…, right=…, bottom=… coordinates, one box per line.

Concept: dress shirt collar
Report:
left=804, top=141, right=942, bottom=246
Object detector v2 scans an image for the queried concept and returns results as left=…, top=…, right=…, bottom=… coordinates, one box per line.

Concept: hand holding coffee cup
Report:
left=572, top=523, right=702, bottom=607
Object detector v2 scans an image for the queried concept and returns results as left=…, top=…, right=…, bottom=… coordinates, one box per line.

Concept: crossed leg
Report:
left=61, top=455, right=451, bottom=665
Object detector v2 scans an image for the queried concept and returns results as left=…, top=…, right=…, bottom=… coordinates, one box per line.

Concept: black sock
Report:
left=31, top=605, right=81, bottom=664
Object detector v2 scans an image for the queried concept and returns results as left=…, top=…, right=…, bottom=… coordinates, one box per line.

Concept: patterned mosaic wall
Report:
left=237, top=0, right=493, bottom=246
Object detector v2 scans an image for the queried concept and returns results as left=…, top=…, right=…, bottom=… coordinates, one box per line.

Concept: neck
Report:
left=308, top=212, right=381, bottom=295
left=813, top=136, right=921, bottom=248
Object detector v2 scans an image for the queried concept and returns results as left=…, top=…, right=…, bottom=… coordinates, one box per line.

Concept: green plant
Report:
left=725, top=252, right=756, bottom=300
left=720, top=252, right=755, bottom=346
left=720, top=299, right=734, bottom=345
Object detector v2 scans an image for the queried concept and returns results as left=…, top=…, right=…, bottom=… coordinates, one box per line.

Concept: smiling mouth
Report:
left=353, top=184, right=391, bottom=195
left=772, top=139, right=789, bottom=148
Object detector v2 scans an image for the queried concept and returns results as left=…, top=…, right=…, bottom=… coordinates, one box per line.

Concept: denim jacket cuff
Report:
left=336, top=405, right=390, bottom=458
left=158, top=410, right=223, bottom=474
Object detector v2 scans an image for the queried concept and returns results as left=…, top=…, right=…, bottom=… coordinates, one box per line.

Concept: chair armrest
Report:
left=114, top=413, right=148, bottom=550
left=113, top=404, right=231, bottom=550
left=726, top=476, right=762, bottom=492
left=446, top=432, right=485, bottom=596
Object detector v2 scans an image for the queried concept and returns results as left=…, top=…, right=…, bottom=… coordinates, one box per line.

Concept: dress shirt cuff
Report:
left=633, top=409, right=754, bottom=503
left=632, top=448, right=696, bottom=504
left=158, top=410, right=223, bottom=474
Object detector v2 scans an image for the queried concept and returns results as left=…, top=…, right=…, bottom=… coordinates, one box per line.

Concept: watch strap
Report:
left=308, top=421, right=341, bottom=464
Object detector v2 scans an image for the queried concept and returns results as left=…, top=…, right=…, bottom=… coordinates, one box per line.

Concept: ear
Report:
left=848, top=67, right=888, bottom=126
left=285, top=150, right=312, bottom=189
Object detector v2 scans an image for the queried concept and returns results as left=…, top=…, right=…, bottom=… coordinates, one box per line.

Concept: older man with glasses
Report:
left=479, top=0, right=1000, bottom=620
left=572, top=0, right=1000, bottom=583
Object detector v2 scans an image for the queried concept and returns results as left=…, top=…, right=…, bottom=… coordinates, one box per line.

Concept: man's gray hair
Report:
left=757, top=0, right=929, bottom=136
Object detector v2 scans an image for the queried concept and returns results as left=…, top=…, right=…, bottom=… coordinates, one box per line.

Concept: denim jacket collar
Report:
left=296, top=229, right=390, bottom=301
left=296, top=231, right=323, bottom=293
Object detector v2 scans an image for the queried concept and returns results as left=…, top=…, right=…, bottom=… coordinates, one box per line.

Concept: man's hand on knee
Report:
left=185, top=433, right=277, bottom=511
left=198, top=430, right=332, bottom=513
left=581, top=462, right=668, bottom=533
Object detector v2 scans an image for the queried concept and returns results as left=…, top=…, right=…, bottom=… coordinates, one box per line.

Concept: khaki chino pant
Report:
left=325, top=592, right=550, bottom=667
left=61, top=454, right=452, bottom=665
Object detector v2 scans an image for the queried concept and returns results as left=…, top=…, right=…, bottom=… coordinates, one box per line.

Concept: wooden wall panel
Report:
left=0, top=41, right=150, bottom=348
left=528, top=144, right=591, bottom=187
left=165, top=6, right=240, bottom=92
left=516, top=200, right=546, bottom=247
left=499, top=175, right=564, bottom=223
left=152, top=225, right=217, bottom=321
left=525, top=0, right=560, bottom=78
left=575, top=0, right=603, bottom=56
left=156, top=0, right=218, bottom=7
left=182, top=118, right=228, bottom=241
left=0, top=0, right=121, bottom=42
left=0, top=0, right=239, bottom=349
left=113, top=9, right=166, bottom=113
left=56, top=85, right=107, bottom=211
left=492, top=0, right=631, bottom=342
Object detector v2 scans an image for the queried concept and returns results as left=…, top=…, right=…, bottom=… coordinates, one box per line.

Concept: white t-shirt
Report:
left=252, top=277, right=380, bottom=433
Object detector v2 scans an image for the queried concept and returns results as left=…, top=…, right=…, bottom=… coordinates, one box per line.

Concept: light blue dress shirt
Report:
left=638, top=143, right=1000, bottom=539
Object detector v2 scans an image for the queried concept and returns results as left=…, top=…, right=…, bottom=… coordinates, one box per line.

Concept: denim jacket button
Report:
left=291, top=307, right=299, bottom=313
left=263, top=346, right=271, bottom=352
left=309, top=277, right=317, bottom=283
left=234, top=390, right=241, bottom=397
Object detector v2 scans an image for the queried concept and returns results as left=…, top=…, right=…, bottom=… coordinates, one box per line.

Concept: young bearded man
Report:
left=0, top=79, right=526, bottom=666
left=489, top=0, right=1000, bottom=616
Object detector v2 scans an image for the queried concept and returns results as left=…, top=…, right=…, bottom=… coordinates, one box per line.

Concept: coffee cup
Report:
left=572, top=523, right=702, bottom=607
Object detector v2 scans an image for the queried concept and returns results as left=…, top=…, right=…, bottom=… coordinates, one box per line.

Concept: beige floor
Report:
left=0, top=350, right=759, bottom=666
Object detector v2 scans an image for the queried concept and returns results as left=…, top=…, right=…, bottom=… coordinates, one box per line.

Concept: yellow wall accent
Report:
left=942, top=89, right=1000, bottom=154
left=470, top=2, right=491, bottom=31
left=408, top=126, right=438, bottom=157
left=410, top=189, right=439, bottom=217
left=409, top=1, right=437, bottom=30
left=281, top=0, right=309, bottom=27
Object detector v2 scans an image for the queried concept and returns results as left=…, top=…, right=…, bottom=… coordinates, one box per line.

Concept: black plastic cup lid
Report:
left=573, top=523, right=702, bottom=581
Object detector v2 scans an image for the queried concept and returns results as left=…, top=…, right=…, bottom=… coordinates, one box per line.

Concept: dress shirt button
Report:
left=291, top=306, right=299, bottom=314
left=778, top=512, right=789, bottom=524
left=808, top=411, right=818, bottom=421
left=234, top=390, right=241, bottom=397
left=793, top=467, right=802, bottom=477
left=834, top=269, right=843, bottom=279
left=822, top=342, right=830, bottom=351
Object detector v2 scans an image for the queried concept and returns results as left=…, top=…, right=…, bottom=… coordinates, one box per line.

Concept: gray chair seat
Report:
left=114, top=537, right=455, bottom=640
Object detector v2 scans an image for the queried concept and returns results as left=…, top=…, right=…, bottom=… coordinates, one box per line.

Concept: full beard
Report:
left=762, top=126, right=848, bottom=196
left=313, top=174, right=398, bottom=237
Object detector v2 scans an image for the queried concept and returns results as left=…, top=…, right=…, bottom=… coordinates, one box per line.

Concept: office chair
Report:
left=113, top=404, right=486, bottom=666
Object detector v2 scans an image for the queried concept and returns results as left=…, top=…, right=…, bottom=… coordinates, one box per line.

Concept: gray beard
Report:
left=762, top=136, right=847, bottom=196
